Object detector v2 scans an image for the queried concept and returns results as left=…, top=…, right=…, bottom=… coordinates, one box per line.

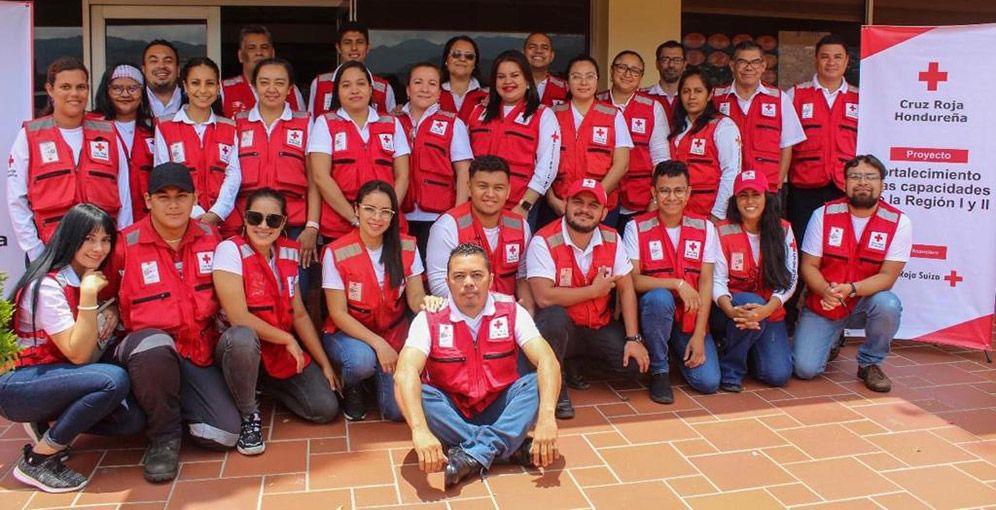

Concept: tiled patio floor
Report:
left=2, top=339, right=996, bottom=510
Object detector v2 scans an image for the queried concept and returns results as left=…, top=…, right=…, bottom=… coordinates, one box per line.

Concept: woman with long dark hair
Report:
left=7, top=57, right=132, bottom=260
left=95, top=63, right=156, bottom=222
left=154, top=57, right=241, bottom=235
left=466, top=50, right=560, bottom=227
left=438, top=35, right=488, bottom=123
left=668, top=68, right=742, bottom=221
left=321, top=180, right=428, bottom=422
left=308, top=61, right=410, bottom=242
left=711, top=170, right=796, bottom=391
left=0, top=204, right=143, bottom=492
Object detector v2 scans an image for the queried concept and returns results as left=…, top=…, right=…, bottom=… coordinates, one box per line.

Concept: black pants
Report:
left=407, top=219, right=433, bottom=268
left=534, top=306, right=641, bottom=379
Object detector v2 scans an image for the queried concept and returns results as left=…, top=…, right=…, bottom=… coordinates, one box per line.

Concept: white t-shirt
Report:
left=801, top=205, right=914, bottom=262
left=146, top=86, right=182, bottom=117
left=712, top=227, right=799, bottom=305
left=306, top=106, right=411, bottom=157
left=15, top=265, right=79, bottom=337
left=321, top=243, right=425, bottom=290
left=425, top=212, right=532, bottom=297
left=622, top=216, right=719, bottom=265
left=212, top=239, right=286, bottom=292
left=526, top=218, right=633, bottom=281
left=568, top=104, right=634, bottom=149
left=401, top=102, right=475, bottom=221
left=307, top=67, right=397, bottom=116
left=670, top=116, right=743, bottom=219
left=404, top=294, right=541, bottom=355
left=785, top=75, right=852, bottom=109
left=442, top=78, right=484, bottom=112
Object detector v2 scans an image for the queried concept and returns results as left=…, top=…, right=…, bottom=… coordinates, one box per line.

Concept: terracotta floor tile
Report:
left=567, top=382, right=623, bottom=407
left=177, top=461, right=223, bottom=481
left=166, top=477, right=262, bottom=510
left=763, top=445, right=811, bottom=464
left=961, top=440, right=996, bottom=464
left=447, top=497, right=498, bottom=510
left=556, top=434, right=602, bottom=468
left=692, top=418, right=785, bottom=452
left=779, top=423, right=880, bottom=459
left=269, top=415, right=345, bottom=440
left=954, top=460, right=996, bottom=482
left=24, top=490, right=78, bottom=509
left=916, top=362, right=987, bottom=385
left=347, top=420, right=412, bottom=451
left=922, top=384, right=996, bottom=412
left=72, top=434, right=146, bottom=450
left=855, top=401, right=951, bottom=432
left=570, top=466, right=617, bottom=487
left=99, top=448, right=145, bottom=467
left=394, top=463, right=490, bottom=503
left=685, top=488, right=784, bottom=509
left=868, top=430, right=976, bottom=466
left=621, top=387, right=704, bottom=414
left=690, top=451, right=794, bottom=491
left=773, top=396, right=864, bottom=425
left=843, top=419, right=890, bottom=436
left=856, top=452, right=907, bottom=471
left=222, top=440, right=307, bottom=478
left=793, top=499, right=880, bottom=509
left=261, top=473, right=306, bottom=494
left=488, top=470, right=588, bottom=509
left=665, top=474, right=716, bottom=497
left=0, top=425, right=30, bottom=441
left=692, top=391, right=781, bottom=419
left=119, top=503, right=167, bottom=510
left=781, top=375, right=853, bottom=398
left=309, top=450, right=395, bottom=489
left=259, top=488, right=352, bottom=510
left=754, top=387, right=794, bottom=401
left=557, top=406, right=613, bottom=435
left=599, top=443, right=696, bottom=482
left=938, top=408, right=996, bottom=439
left=353, top=484, right=400, bottom=507
left=76, top=466, right=172, bottom=505
left=608, top=412, right=698, bottom=444
left=783, top=457, right=898, bottom=500
left=597, top=403, right=636, bottom=417
left=0, top=491, right=32, bottom=510
left=886, top=465, right=996, bottom=509
left=584, top=431, right=628, bottom=449
left=757, top=413, right=803, bottom=430
left=897, top=345, right=960, bottom=364
left=872, top=492, right=932, bottom=510
left=676, top=408, right=719, bottom=424
left=310, top=437, right=348, bottom=454
left=584, top=480, right=684, bottom=509
left=671, top=438, right=719, bottom=457
left=766, top=483, right=821, bottom=506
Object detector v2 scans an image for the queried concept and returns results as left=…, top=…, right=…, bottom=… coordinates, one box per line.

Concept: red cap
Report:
left=733, top=170, right=769, bottom=195
left=565, top=178, right=608, bottom=206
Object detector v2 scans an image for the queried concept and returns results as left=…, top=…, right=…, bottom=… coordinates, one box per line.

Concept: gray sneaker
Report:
left=12, top=444, right=87, bottom=493
left=22, top=422, right=70, bottom=462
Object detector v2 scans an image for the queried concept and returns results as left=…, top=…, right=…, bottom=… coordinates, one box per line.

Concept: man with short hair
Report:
left=142, top=40, right=182, bottom=117
left=524, top=32, right=567, bottom=106
left=308, top=21, right=396, bottom=116
left=642, top=40, right=687, bottom=121
left=794, top=155, right=912, bottom=392
left=529, top=179, right=649, bottom=419
left=221, top=25, right=306, bottom=117
left=395, top=243, right=561, bottom=488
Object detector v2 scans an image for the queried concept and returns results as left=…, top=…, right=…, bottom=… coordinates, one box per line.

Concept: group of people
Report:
left=2, top=21, right=913, bottom=494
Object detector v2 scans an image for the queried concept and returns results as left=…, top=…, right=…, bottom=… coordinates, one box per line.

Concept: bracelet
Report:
left=849, top=282, right=858, bottom=297
left=305, top=221, right=320, bottom=230
left=77, top=304, right=99, bottom=311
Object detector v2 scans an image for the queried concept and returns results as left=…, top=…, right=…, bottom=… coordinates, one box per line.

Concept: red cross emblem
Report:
left=943, top=270, right=963, bottom=288
left=873, top=233, right=884, bottom=243
left=595, top=127, right=605, bottom=137
left=94, top=142, right=106, bottom=152
left=290, top=131, right=300, bottom=142
left=551, top=132, right=560, bottom=143
left=918, top=62, right=948, bottom=92
left=201, top=252, right=212, bottom=265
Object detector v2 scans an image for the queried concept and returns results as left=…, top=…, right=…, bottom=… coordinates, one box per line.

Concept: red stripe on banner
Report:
left=861, top=26, right=935, bottom=59
left=913, top=314, right=994, bottom=352
left=890, top=147, right=969, bottom=163
left=910, top=244, right=948, bottom=260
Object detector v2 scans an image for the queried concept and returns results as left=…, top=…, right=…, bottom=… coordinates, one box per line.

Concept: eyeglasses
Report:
left=845, top=173, right=882, bottom=182
left=244, top=211, right=287, bottom=228
left=358, top=203, right=396, bottom=219
left=110, top=84, right=142, bottom=95
left=449, top=51, right=476, bottom=61
left=734, top=58, right=765, bottom=69
left=569, top=72, right=598, bottom=81
left=612, top=64, right=645, bottom=77
left=656, top=187, right=688, bottom=197
left=658, top=57, right=685, bottom=65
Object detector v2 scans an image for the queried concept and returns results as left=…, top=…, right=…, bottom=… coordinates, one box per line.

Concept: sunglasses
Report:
left=244, top=211, right=286, bottom=228
left=449, top=51, right=476, bottom=61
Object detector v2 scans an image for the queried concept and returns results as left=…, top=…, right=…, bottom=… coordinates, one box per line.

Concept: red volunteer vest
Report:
left=439, top=87, right=489, bottom=124
left=318, top=113, right=398, bottom=238
left=444, top=202, right=526, bottom=296
left=467, top=101, right=546, bottom=209
left=641, top=88, right=678, bottom=125
left=312, top=72, right=391, bottom=116
left=552, top=101, right=619, bottom=207
left=669, top=117, right=724, bottom=217
left=323, top=230, right=417, bottom=351
left=221, top=74, right=303, bottom=118
left=539, top=75, right=568, bottom=106
left=790, top=82, right=859, bottom=190
left=116, top=217, right=221, bottom=367
left=24, top=116, right=122, bottom=242
left=231, top=236, right=312, bottom=379
left=634, top=212, right=708, bottom=333
left=234, top=110, right=310, bottom=227
left=537, top=221, right=618, bottom=329
left=423, top=294, right=519, bottom=417
left=13, top=271, right=78, bottom=367
left=156, top=113, right=238, bottom=214
left=398, top=109, right=459, bottom=213
left=806, top=199, right=902, bottom=320
left=713, top=86, right=782, bottom=190
left=120, top=123, right=156, bottom=222
left=717, top=220, right=792, bottom=322
left=597, top=91, right=658, bottom=210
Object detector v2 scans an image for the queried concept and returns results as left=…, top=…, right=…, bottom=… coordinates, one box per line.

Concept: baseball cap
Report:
left=733, top=170, right=769, bottom=195
left=148, top=162, right=194, bottom=194
left=565, top=178, right=608, bottom=206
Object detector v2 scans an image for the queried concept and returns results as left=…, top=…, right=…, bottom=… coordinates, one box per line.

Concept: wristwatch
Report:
left=848, top=282, right=858, bottom=298
left=519, top=200, right=533, bottom=212
left=624, top=334, right=644, bottom=344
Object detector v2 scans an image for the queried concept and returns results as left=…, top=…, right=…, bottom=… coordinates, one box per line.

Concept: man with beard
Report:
left=524, top=32, right=568, bottom=107
left=528, top=179, right=649, bottom=419
left=642, top=40, right=686, bottom=121
left=142, top=40, right=182, bottom=117
left=220, top=25, right=306, bottom=117
left=794, top=155, right=911, bottom=392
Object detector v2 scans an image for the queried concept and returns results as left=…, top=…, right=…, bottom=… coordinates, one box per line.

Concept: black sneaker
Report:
left=22, top=422, right=70, bottom=462
left=649, top=373, right=674, bottom=404
left=444, top=447, right=483, bottom=488
left=564, top=360, right=590, bottom=390
left=508, top=438, right=534, bottom=467
left=236, top=412, right=265, bottom=456
left=13, top=444, right=86, bottom=493
left=720, top=382, right=744, bottom=393
left=144, top=437, right=181, bottom=483
left=555, top=386, right=575, bottom=420
left=342, top=385, right=367, bottom=421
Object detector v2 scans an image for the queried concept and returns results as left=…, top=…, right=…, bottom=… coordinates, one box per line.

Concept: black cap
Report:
left=147, top=162, right=194, bottom=194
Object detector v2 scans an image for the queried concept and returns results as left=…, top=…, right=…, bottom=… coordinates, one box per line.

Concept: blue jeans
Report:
left=423, top=372, right=539, bottom=469
left=710, top=292, right=792, bottom=387
left=793, top=291, right=902, bottom=379
left=322, top=331, right=403, bottom=421
left=0, top=363, right=144, bottom=449
left=639, top=288, right=721, bottom=394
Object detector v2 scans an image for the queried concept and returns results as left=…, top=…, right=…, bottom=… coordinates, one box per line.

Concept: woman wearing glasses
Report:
left=668, top=68, right=742, bottom=221
left=212, top=188, right=340, bottom=438
left=438, top=36, right=489, bottom=123
left=596, top=51, right=671, bottom=232
left=321, top=180, right=428, bottom=422
left=95, top=63, right=156, bottom=222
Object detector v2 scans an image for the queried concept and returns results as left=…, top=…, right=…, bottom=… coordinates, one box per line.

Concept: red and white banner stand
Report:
left=0, top=1, right=33, bottom=287
left=858, top=24, right=996, bottom=351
